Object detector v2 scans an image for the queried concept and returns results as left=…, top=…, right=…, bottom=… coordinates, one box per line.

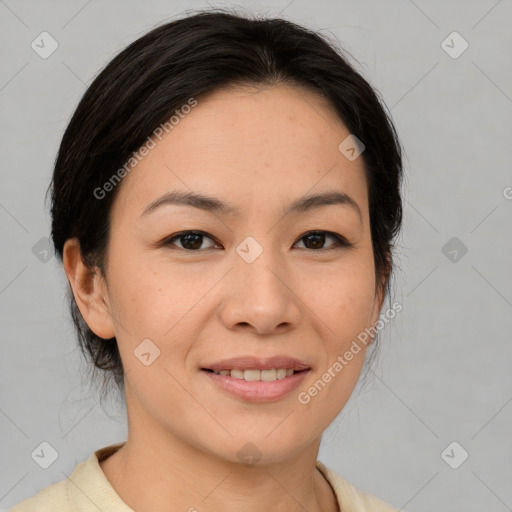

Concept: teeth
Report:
left=276, top=368, right=287, bottom=379
left=260, top=369, right=276, bottom=381
left=244, top=369, right=261, bottom=381
left=212, top=368, right=300, bottom=381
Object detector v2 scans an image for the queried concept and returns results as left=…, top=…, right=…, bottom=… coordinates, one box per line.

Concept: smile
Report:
left=203, top=368, right=304, bottom=381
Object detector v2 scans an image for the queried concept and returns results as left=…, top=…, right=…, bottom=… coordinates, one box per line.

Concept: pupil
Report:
left=182, top=233, right=202, bottom=250
left=305, top=233, right=324, bottom=249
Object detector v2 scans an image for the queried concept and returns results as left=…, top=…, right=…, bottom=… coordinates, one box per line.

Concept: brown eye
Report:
left=164, top=231, right=219, bottom=251
left=162, top=230, right=352, bottom=252
left=295, top=231, right=352, bottom=250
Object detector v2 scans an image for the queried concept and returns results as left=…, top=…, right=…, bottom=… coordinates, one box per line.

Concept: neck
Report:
left=99, top=418, right=338, bottom=512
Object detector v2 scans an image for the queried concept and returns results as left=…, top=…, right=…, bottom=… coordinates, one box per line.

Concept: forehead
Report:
left=111, top=83, right=369, bottom=222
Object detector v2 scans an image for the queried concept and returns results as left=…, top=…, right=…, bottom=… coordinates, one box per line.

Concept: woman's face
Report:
left=90, top=84, right=384, bottom=463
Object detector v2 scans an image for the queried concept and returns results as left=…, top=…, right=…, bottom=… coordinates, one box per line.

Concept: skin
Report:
left=63, top=83, right=386, bottom=512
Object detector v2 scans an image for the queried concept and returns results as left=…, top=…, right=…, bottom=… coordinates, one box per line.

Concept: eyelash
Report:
left=161, top=230, right=354, bottom=252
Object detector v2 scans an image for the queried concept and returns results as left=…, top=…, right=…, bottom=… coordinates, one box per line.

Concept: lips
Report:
left=201, top=356, right=312, bottom=402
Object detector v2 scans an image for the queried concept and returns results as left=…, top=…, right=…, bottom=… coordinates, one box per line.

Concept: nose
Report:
left=218, top=243, right=301, bottom=336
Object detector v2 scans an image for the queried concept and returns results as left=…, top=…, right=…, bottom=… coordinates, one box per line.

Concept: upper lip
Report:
left=201, top=355, right=311, bottom=372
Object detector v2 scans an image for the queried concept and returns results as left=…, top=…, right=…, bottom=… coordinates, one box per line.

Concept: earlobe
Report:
left=62, top=238, right=116, bottom=340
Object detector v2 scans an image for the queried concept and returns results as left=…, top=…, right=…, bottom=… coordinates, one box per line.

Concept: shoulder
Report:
left=8, top=443, right=127, bottom=512
left=316, top=460, right=400, bottom=512
left=8, top=478, right=71, bottom=512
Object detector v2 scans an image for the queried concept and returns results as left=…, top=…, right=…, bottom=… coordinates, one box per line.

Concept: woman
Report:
left=10, top=9, right=403, bottom=512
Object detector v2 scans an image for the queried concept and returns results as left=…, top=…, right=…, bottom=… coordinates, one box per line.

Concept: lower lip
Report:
left=201, top=370, right=310, bottom=402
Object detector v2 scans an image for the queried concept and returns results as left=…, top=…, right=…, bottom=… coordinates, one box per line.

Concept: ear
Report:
left=62, top=238, right=116, bottom=340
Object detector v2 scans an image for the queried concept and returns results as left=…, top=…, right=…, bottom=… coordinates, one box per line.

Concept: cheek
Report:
left=298, top=276, right=373, bottom=419
left=107, top=250, right=202, bottom=338
left=106, top=256, right=223, bottom=390
left=308, top=260, right=377, bottom=343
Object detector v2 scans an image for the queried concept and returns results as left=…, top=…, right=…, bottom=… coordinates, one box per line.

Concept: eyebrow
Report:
left=140, top=189, right=363, bottom=224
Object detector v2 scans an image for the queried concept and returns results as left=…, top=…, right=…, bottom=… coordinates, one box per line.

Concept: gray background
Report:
left=1, top=0, right=511, bottom=510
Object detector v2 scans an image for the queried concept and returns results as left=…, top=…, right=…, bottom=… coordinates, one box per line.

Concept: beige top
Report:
left=9, top=442, right=399, bottom=511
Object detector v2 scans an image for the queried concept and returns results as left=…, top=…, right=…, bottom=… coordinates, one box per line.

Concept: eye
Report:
left=162, top=230, right=353, bottom=252
left=294, top=230, right=353, bottom=250
left=163, top=230, right=220, bottom=251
